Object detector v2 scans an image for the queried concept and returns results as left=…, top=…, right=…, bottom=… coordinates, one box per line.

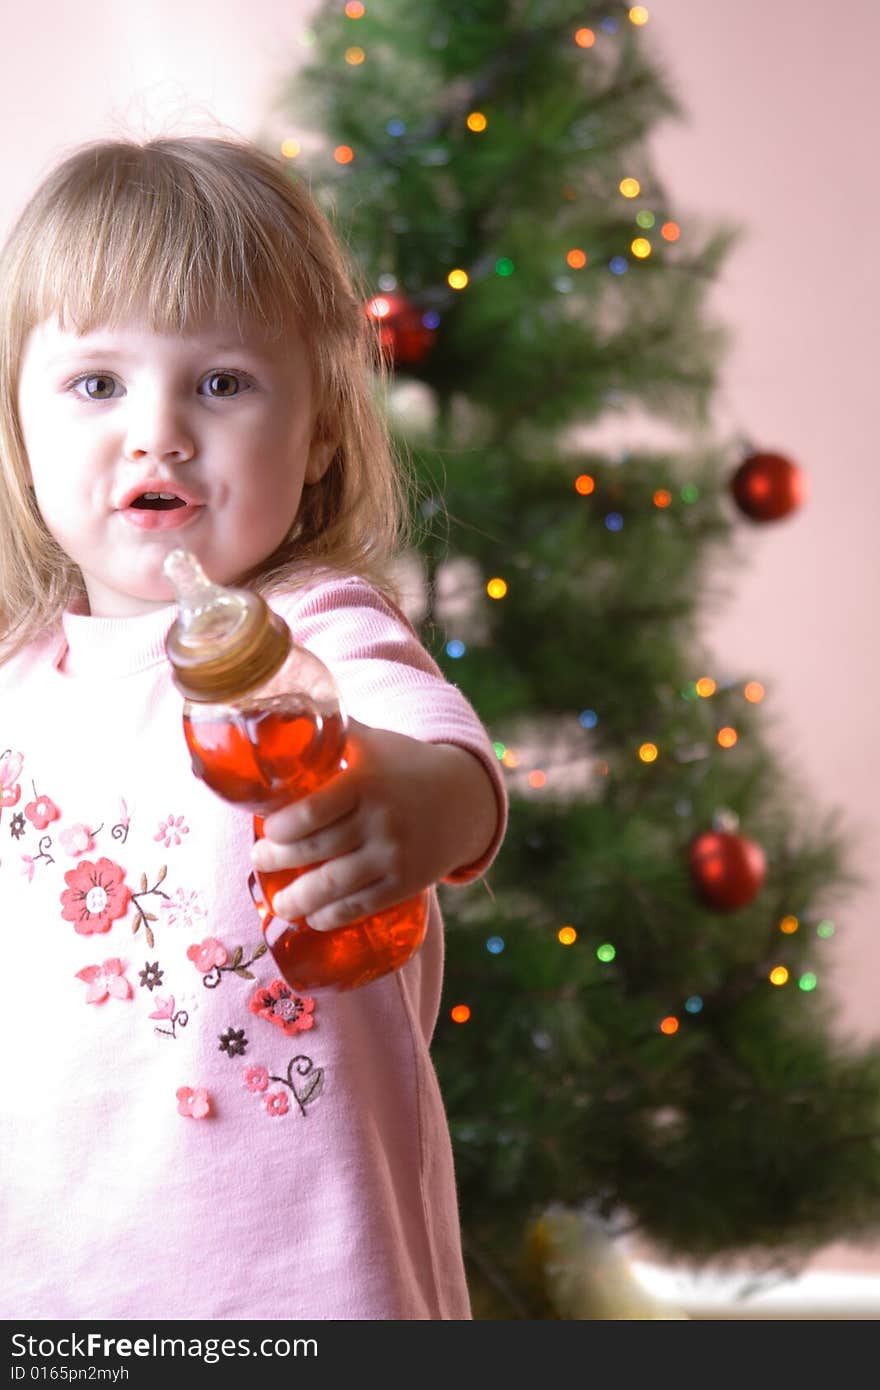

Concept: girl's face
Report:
left=16, top=313, right=334, bottom=616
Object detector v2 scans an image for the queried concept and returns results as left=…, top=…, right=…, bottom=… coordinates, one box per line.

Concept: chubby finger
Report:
left=251, top=811, right=363, bottom=873
left=260, top=771, right=358, bottom=842
left=270, top=851, right=386, bottom=929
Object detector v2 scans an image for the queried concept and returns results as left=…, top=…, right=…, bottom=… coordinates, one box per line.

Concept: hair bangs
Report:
left=23, top=150, right=304, bottom=341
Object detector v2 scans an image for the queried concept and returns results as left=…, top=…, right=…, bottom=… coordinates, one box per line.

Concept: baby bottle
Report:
left=162, top=548, right=428, bottom=991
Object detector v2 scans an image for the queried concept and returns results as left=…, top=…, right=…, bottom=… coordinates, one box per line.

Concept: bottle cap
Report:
left=162, top=549, right=291, bottom=702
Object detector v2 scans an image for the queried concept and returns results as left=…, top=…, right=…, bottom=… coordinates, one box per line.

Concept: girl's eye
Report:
left=202, top=372, right=249, bottom=398
left=75, top=374, right=119, bottom=400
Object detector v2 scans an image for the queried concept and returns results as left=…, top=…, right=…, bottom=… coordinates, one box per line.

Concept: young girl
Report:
left=0, top=134, right=506, bottom=1321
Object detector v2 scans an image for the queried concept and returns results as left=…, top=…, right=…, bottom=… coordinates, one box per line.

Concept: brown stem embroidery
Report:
left=130, top=865, right=169, bottom=949
left=268, top=1055, right=325, bottom=1117
left=203, top=941, right=268, bottom=989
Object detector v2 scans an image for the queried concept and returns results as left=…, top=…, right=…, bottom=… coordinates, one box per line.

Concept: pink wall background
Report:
left=1, top=1, right=876, bottom=1273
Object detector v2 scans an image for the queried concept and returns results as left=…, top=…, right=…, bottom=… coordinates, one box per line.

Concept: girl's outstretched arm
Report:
left=250, top=717, right=501, bottom=931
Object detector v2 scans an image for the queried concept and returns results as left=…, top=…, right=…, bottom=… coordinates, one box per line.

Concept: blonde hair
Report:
left=0, top=134, right=411, bottom=661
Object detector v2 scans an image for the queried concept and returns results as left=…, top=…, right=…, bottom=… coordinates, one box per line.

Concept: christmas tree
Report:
left=275, top=0, right=880, bottom=1317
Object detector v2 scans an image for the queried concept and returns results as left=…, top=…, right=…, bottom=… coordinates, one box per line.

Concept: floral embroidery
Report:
left=161, top=887, right=206, bottom=931
left=187, top=936, right=228, bottom=973
left=61, top=858, right=131, bottom=935
left=219, top=1027, right=248, bottom=1057
left=0, top=750, right=23, bottom=812
left=111, top=799, right=130, bottom=845
left=130, top=866, right=169, bottom=948
left=24, top=793, right=60, bottom=830
left=248, top=979, right=316, bottom=1037
left=190, top=937, right=268, bottom=989
left=246, top=1056, right=324, bottom=1117
left=154, top=813, right=189, bottom=848
left=149, top=996, right=189, bottom=1040
left=138, top=961, right=164, bottom=991
left=9, top=812, right=25, bottom=840
left=59, top=823, right=98, bottom=858
left=176, top=1086, right=211, bottom=1119
left=75, top=958, right=133, bottom=1004
left=20, top=855, right=35, bottom=882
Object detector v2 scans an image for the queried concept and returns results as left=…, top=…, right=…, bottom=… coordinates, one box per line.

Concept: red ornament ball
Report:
left=687, top=830, right=767, bottom=912
left=730, top=450, right=808, bottom=522
left=365, top=292, right=437, bottom=368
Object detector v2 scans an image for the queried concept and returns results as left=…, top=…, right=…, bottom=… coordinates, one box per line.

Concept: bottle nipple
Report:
left=163, top=549, right=249, bottom=649
left=163, top=549, right=290, bottom=702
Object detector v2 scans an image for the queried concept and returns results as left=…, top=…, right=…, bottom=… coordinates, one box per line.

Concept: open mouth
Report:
left=130, top=492, right=187, bottom=511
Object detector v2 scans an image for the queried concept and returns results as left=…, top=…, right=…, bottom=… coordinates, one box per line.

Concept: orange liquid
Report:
left=183, top=701, right=427, bottom=991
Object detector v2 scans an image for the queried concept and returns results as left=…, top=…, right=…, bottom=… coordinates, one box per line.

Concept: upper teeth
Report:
left=143, top=492, right=178, bottom=500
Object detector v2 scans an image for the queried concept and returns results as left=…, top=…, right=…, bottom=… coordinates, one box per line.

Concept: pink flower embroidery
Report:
left=161, top=887, right=206, bottom=930
left=186, top=936, right=228, bottom=973
left=176, top=1086, right=211, bottom=1119
left=265, top=1091, right=290, bottom=1117
left=24, top=795, right=60, bottom=830
left=148, top=995, right=176, bottom=1020
left=248, top=979, right=316, bottom=1037
left=59, top=823, right=97, bottom=857
left=60, top=858, right=131, bottom=935
left=20, top=855, right=35, bottom=882
left=154, top=813, right=189, bottom=848
left=75, top=958, right=132, bottom=1004
left=244, top=1065, right=269, bottom=1093
left=0, top=751, right=23, bottom=808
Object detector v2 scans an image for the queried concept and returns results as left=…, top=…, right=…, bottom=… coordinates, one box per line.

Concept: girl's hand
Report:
left=249, top=717, right=499, bottom=931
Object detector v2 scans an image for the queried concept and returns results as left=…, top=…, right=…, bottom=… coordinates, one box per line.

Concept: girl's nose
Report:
left=123, top=397, right=196, bottom=463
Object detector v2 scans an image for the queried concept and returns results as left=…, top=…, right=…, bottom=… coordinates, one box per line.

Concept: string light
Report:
left=799, top=972, right=818, bottom=992
left=578, top=709, right=598, bottom=728
left=575, top=473, right=595, bottom=495
left=492, top=741, right=506, bottom=759
left=609, top=256, right=628, bottom=275
left=779, top=915, right=799, bottom=935
left=636, top=210, right=656, bottom=228
left=661, top=221, right=681, bottom=241
left=495, top=257, right=514, bottom=276
left=486, top=936, right=505, bottom=954
left=769, top=966, right=789, bottom=987
left=527, top=770, right=547, bottom=788
left=653, top=488, right=672, bottom=508
left=448, top=268, right=469, bottom=289
left=630, top=237, right=652, bottom=259
left=345, top=46, right=365, bottom=65
left=574, top=28, right=595, bottom=47
left=466, top=111, right=487, bottom=131
left=629, top=5, right=651, bottom=24
left=744, top=681, right=765, bottom=703
left=817, top=920, right=835, bottom=939
left=620, top=177, right=640, bottom=198
left=486, top=577, right=508, bottom=598
left=681, top=483, right=699, bottom=502
left=280, top=138, right=301, bottom=159
left=446, top=639, right=466, bottom=659
left=695, top=677, right=716, bottom=697
left=717, top=727, right=738, bottom=748
left=639, top=742, right=659, bottom=763
left=334, top=145, right=354, bottom=164
left=501, top=749, right=519, bottom=768
left=660, top=1016, right=679, bottom=1035
left=344, top=1, right=365, bottom=15
left=596, top=943, right=616, bottom=962
left=558, top=926, right=577, bottom=946
left=450, top=1004, right=471, bottom=1023
left=684, top=996, right=703, bottom=1014
left=566, top=248, right=587, bottom=268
